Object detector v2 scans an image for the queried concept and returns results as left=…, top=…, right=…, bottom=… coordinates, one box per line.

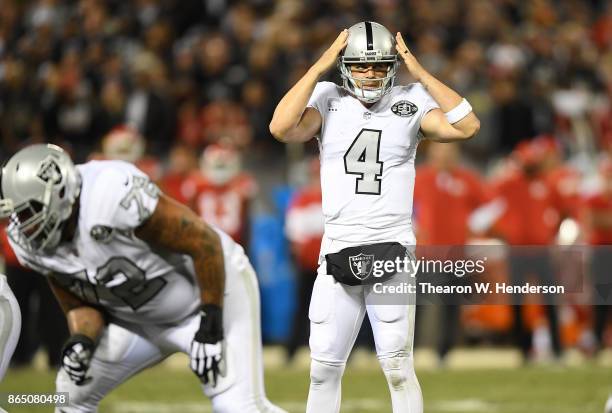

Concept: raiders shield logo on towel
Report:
left=326, top=242, right=405, bottom=286
left=349, top=253, right=375, bottom=280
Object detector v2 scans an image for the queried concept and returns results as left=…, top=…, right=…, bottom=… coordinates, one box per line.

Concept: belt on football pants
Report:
left=324, top=242, right=408, bottom=286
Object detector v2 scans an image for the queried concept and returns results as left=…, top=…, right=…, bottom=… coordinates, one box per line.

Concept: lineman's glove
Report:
left=61, top=334, right=95, bottom=386
left=190, top=304, right=226, bottom=387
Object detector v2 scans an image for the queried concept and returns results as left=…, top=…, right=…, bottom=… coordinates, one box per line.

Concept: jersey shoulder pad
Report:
left=307, top=81, right=343, bottom=114
left=396, top=83, right=430, bottom=102
left=80, top=161, right=160, bottom=232
left=395, top=83, right=440, bottom=120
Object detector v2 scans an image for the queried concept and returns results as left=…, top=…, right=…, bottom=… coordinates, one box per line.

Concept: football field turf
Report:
left=1, top=357, right=610, bottom=413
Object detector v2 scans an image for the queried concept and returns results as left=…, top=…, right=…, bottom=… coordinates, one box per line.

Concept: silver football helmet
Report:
left=0, top=144, right=81, bottom=253
left=339, top=21, right=399, bottom=103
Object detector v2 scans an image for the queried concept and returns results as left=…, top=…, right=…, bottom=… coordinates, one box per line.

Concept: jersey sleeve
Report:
left=306, top=81, right=338, bottom=116
left=88, top=164, right=160, bottom=230
left=411, top=83, right=440, bottom=126
left=7, top=237, right=52, bottom=275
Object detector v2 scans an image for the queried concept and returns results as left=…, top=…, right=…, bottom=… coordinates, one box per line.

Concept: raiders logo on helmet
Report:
left=37, top=156, right=63, bottom=185
left=90, top=225, right=114, bottom=243
left=391, top=100, right=418, bottom=117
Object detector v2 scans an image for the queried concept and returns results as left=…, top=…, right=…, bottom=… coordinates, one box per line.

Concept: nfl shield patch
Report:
left=349, top=253, right=375, bottom=280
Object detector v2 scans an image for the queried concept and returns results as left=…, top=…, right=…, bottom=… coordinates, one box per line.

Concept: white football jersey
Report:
left=10, top=160, right=237, bottom=325
left=307, top=81, right=439, bottom=244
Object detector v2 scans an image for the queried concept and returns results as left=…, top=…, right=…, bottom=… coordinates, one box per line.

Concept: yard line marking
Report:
left=111, top=398, right=591, bottom=413
left=431, top=399, right=496, bottom=412
left=111, top=398, right=388, bottom=413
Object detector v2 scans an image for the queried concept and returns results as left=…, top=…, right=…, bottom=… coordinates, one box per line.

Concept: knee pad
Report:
left=379, top=355, right=415, bottom=391
left=376, top=330, right=408, bottom=357
left=310, top=359, right=345, bottom=387
left=370, top=305, right=414, bottom=357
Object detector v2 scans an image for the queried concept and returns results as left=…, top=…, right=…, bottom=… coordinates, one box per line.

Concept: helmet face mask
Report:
left=1, top=144, right=81, bottom=253
left=9, top=198, right=62, bottom=252
left=339, top=21, right=399, bottom=103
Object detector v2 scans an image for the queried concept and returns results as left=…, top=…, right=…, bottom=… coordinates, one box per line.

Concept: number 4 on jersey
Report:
left=343, top=129, right=383, bottom=195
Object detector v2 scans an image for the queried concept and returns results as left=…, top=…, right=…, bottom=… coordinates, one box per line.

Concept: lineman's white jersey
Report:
left=307, top=81, right=439, bottom=244
left=9, top=160, right=237, bottom=326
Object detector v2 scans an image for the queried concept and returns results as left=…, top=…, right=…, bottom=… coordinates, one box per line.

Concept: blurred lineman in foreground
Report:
left=0, top=144, right=285, bottom=412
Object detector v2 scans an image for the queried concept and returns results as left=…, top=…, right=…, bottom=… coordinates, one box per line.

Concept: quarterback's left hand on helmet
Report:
left=61, top=334, right=95, bottom=386
left=395, top=32, right=425, bottom=79
left=190, top=304, right=226, bottom=387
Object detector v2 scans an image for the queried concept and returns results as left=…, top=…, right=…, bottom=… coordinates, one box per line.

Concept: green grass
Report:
left=1, top=364, right=610, bottom=412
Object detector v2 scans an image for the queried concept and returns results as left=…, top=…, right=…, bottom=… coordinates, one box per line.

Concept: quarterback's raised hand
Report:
left=61, top=334, right=95, bottom=386
left=395, top=32, right=425, bottom=80
left=190, top=304, right=226, bottom=387
left=312, top=29, right=349, bottom=75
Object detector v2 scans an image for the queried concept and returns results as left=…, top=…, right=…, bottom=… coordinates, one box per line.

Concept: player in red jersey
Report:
left=158, top=145, right=199, bottom=205
left=488, top=140, right=563, bottom=359
left=285, top=158, right=324, bottom=361
left=415, top=143, right=487, bottom=246
left=93, top=125, right=163, bottom=181
left=414, top=142, right=488, bottom=360
left=190, top=144, right=257, bottom=246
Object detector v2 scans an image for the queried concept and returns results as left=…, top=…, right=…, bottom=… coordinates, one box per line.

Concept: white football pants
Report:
left=306, top=236, right=422, bottom=413
left=55, top=248, right=285, bottom=413
left=0, top=274, right=21, bottom=381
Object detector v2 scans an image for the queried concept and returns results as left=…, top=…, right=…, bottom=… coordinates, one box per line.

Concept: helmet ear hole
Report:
left=59, top=186, right=66, bottom=199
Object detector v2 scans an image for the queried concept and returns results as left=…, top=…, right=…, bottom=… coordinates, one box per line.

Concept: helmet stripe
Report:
left=365, top=21, right=373, bottom=50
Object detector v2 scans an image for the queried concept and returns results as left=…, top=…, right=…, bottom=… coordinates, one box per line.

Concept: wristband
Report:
left=63, top=334, right=96, bottom=351
left=445, top=98, right=472, bottom=124
left=195, top=304, right=224, bottom=343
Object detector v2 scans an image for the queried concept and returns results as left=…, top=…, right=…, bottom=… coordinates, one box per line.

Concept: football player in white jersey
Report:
left=0, top=144, right=285, bottom=413
left=0, top=273, right=21, bottom=381
left=270, top=21, right=480, bottom=413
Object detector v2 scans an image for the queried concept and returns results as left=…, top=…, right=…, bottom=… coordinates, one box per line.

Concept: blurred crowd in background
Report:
left=1, top=0, right=612, bottom=161
left=1, top=0, right=612, bottom=368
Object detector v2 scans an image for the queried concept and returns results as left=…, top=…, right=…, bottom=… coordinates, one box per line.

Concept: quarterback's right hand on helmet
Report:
left=313, top=29, right=349, bottom=75
left=61, top=334, right=95, bottom=386
left=190, top=304, right=226, bottom=387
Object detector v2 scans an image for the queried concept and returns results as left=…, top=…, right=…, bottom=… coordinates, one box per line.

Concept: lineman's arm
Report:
left=395, top=33, right=480, bottom=142
left=269, top=30, right=348, bottom=143
left=135, top=194, right=225, bottom=307
left=48, top=277, right=105, bottom=342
